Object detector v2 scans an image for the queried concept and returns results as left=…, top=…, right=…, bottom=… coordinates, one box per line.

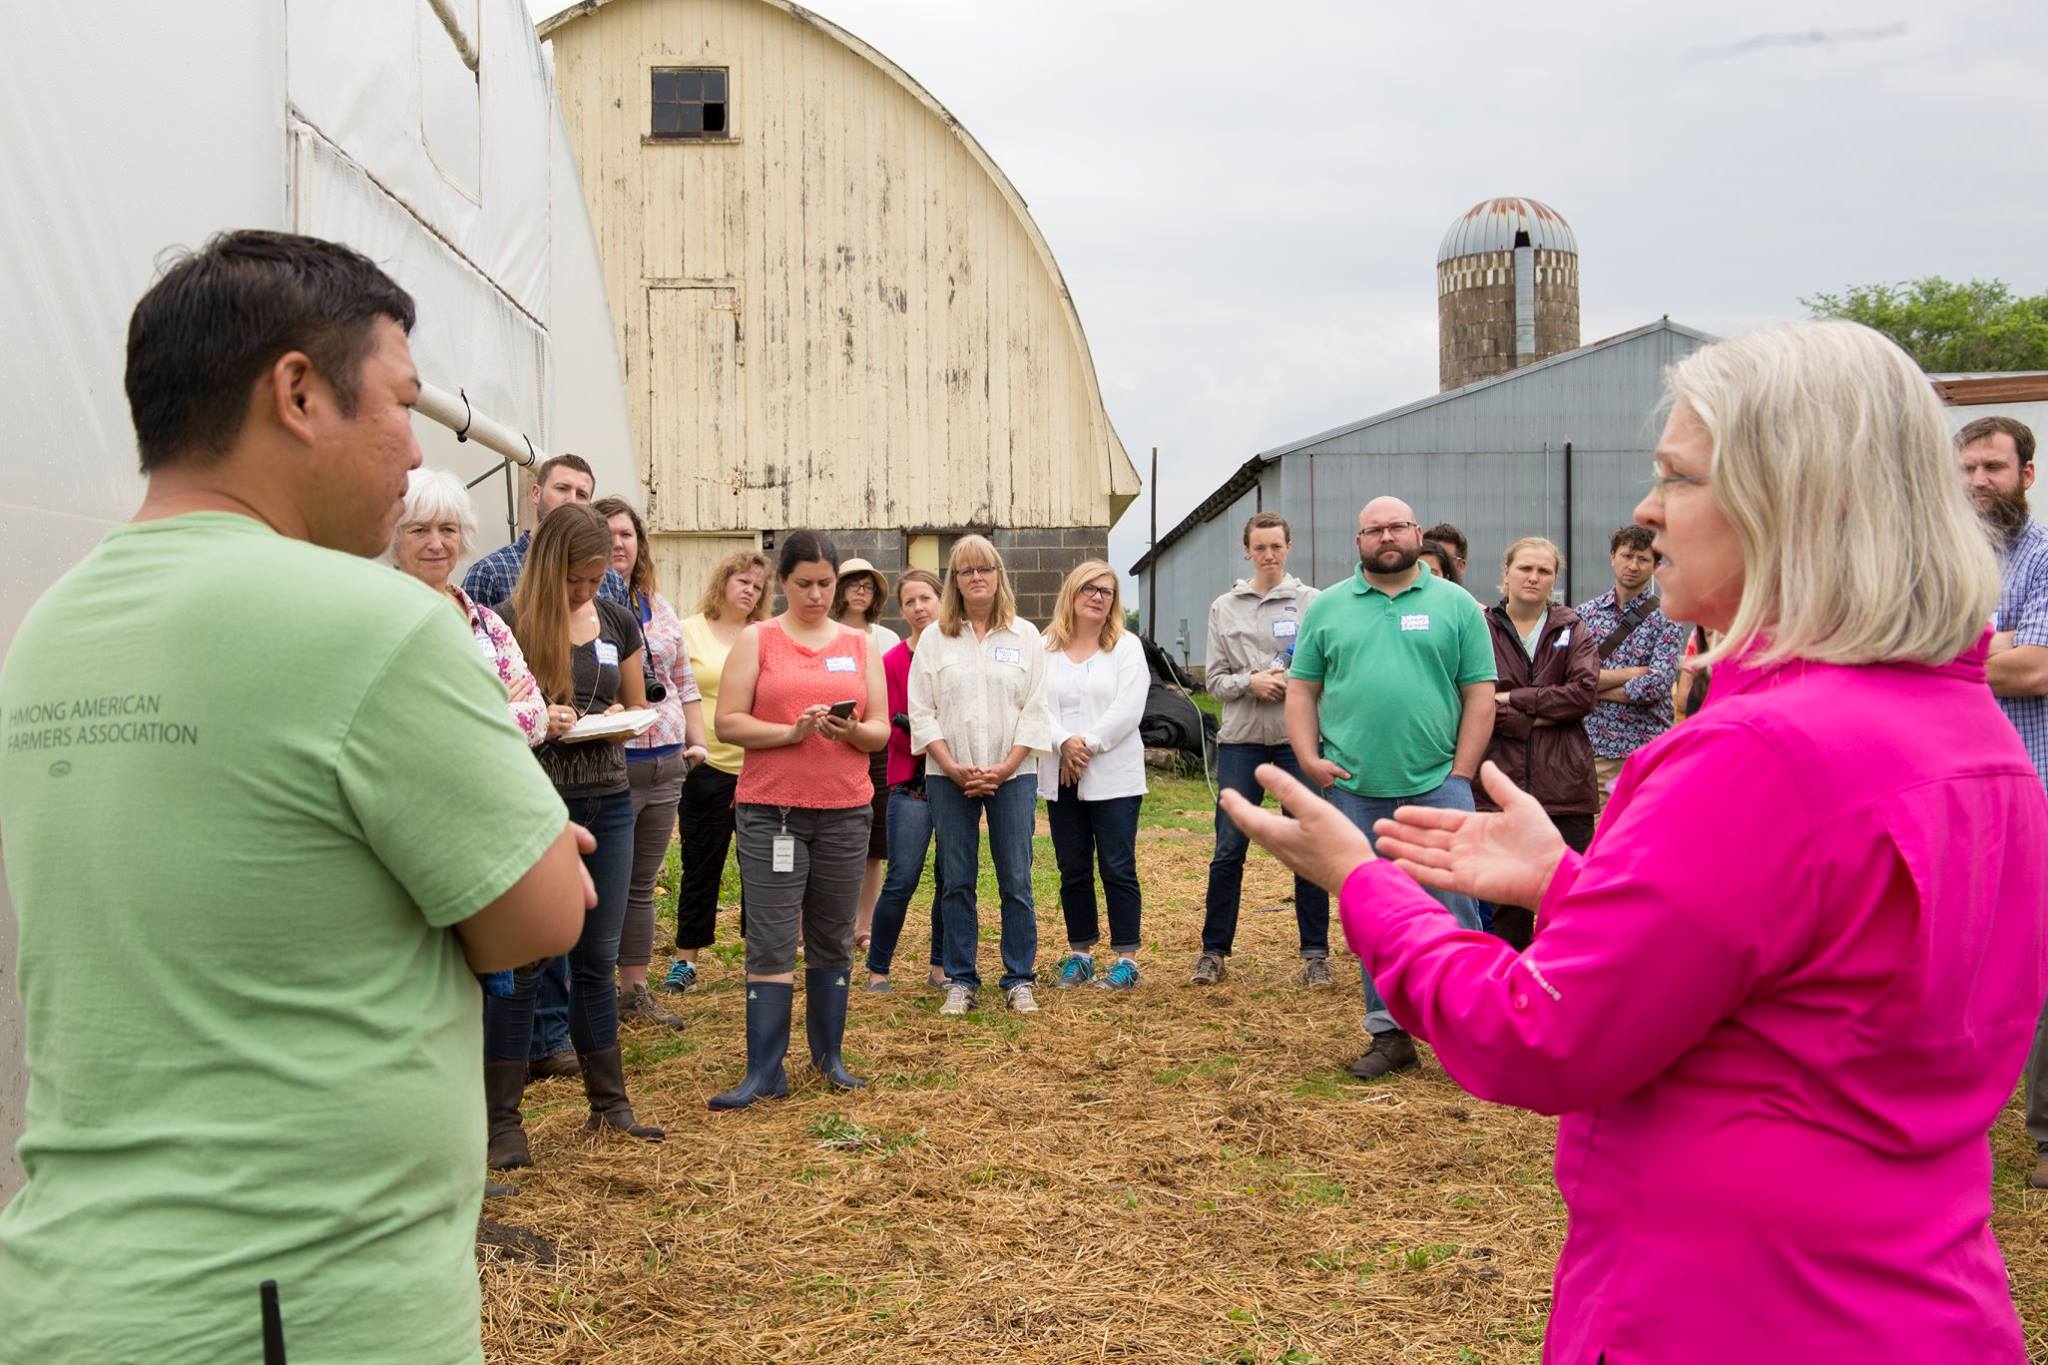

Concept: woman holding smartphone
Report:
left=484, top=503, right=663, bottom=1168
left=710, top=531, right=888, bottom=1109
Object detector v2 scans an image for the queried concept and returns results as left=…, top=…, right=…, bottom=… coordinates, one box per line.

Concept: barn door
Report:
left=645, top=285, right=745, bottom=534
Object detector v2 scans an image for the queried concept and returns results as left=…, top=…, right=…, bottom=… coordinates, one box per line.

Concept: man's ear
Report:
left=2025, top=461, right=2037, bottom=494
left=267, top=351, right=320, bottom=446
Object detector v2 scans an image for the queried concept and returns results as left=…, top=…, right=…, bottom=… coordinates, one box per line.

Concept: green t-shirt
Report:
left=0, top=514, right=567, bottom=1365
left=1289, top=565, right=1496, bottom=798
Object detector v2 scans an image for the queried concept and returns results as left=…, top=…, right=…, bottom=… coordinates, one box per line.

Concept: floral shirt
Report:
left=451, top=583, right=546, bottom=748
left=627, top=590, right=703, bottom=754
left=1574, top=587, right=1688, bottom=760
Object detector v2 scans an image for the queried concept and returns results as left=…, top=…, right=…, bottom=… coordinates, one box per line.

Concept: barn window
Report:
left=650, top=67, right=728, bottom=139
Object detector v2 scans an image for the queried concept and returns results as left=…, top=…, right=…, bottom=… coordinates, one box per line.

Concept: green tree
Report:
left=1802, top=277, right=2048, bottom=372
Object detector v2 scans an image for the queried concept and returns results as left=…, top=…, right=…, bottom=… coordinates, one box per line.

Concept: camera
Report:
left=642, top=661, right=667, bottom=704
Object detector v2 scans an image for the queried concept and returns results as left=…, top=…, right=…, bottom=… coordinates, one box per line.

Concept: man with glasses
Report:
left=1286, top=497, right=1495, bottom=1079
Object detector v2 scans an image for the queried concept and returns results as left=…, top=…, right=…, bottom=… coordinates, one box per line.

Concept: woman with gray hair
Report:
left=1227, top=322, right=2047, bottom=1361
left=388, top=467, right=546, bottom=747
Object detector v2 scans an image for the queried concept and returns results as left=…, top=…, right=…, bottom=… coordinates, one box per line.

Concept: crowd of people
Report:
left=7, top=230, right=2048, bottom=1362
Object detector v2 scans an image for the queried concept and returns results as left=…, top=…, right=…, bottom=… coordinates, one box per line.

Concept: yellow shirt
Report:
left=681, top=611, right=746, bottom=774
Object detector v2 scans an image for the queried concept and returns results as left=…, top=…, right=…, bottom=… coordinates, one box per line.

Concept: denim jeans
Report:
left=867, top=787, right=946, bottom=976
left=486, top=788, right=635, bottom=1061
left=927, top=772, right=1038, bottom=992
left=1200, top=742, right=1331, bottom=958
left=1324, top=775, right=1482, bottom=1037
left=530, top=956, right=571, bottom=1058
left=1047, top=789, right=1144, bottom=953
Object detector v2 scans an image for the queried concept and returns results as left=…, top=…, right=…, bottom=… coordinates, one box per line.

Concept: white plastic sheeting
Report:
left=0, top=0, right=636, bottom=1203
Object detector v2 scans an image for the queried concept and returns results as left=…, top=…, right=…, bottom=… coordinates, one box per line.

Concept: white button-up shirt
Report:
left=908, top=616, right=1052, bottom=768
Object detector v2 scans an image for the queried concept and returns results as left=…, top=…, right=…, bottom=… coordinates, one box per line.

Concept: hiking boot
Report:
left=1189, top=951, right=1226, bottom=986
left=620, top=982, right=684, bottom=1031
left=578, top=1046, right=664, bottom=1141
left=662, top=958, right=699, bottom=993
left=1346, top=1030, right=1419, bottom=1081
left=1298, top=956, right=1333, bottom=988
left=1054, top=953, right=1096, bottom=988
left=2033, top=1153, right=2048, bottom=1191
left=1096, top=959, right=1140, bottom=991
left=939, top=983, right=974, bottom=1016
left=527, top=1048, right=580, bottom=1083
left=1005, top=983, right=1041, bottom=1014
left=484, top=1059, right=533, bottom=1171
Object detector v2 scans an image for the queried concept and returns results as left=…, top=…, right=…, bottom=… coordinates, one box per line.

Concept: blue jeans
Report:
left=1325, top=775, right=1482, bottom=1036
left=485, top=789, right=635, bottom=1060
left=867, top=788, right=946, bottom=976
left=1047, top=789, right=1144, bottom=952
left=528, top=956, right=571, bottom=1059
left=926, top=772, right=1038, bottom=993
left=1200, top=742, right=1331, bottom=958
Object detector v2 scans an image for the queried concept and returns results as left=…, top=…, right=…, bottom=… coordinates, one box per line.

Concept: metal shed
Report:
left=1132, top=319, right=1714, bottom=673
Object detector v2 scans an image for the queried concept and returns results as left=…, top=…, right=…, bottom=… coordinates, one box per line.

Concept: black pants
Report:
left=1491, top=811, right=1595, bottom=951
left=676, top=762, right=742, bottom=951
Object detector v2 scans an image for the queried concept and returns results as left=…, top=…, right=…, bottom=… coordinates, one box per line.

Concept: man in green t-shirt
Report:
left=1287, top=496, right=1496, bottom=1081
left=0, top=231, right=593, bottom=1365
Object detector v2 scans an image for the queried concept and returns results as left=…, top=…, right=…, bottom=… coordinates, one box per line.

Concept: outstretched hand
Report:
left=1370, top=761, right=1568, bottom=909
left=1219, top=763, right=1375, bottom=895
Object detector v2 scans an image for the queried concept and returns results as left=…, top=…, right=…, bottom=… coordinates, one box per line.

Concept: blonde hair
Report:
left=384, top=467, right=479, bottom=564
left=508, top=503, right=611, bottom=702
left=697, top=550, right=773, bottom=622
left=938, top=535, right=1017, bottom=637
left=1044, top=560, right=1125, bottom=651
left=1498, top=536, right=1563, bottom=596
left=1665, top=320, right=1999, bottom=669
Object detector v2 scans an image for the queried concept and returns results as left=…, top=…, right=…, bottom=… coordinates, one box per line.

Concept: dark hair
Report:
left=124, top=230, right=416, bottom=473
left=592, top=496, right=655, bottom=601
left=1956, top=415, right=2036, bottom=467
left=1609, top=524, right=1656, bottom=556
left=1424, top=522, right=1467, bottom=560
left=537, top=453, right=596, bottom=487
left=1420, top=539, right=1462, bottom=584
left=1242, top=511, right=1292, bottom=547
left=776, top=529, right=840, bottom=580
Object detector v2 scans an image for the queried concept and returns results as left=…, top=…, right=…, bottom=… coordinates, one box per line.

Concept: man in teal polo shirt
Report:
left=1286, top=496, right=1495, bottom=1079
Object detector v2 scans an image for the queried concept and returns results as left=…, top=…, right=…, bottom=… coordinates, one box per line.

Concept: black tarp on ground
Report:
left=1138, top=635, right=1216, bottom=770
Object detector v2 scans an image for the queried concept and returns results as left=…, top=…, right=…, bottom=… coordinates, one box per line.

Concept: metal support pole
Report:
left=1147, top=446, right=1158, bottom=639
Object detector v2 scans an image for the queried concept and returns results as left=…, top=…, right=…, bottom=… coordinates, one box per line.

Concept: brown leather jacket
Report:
left=1478, top=601, right=1599, bottom=816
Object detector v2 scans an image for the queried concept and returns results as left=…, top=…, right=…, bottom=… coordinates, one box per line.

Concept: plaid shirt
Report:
left=460, top=530, right=628, bottom=612
left=1995, top=519, right=2048, bottom=789
left=1574, top=588, right=1688, bottom=759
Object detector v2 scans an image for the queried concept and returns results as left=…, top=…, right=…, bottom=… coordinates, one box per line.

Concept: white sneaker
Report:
left=1005, top=982, right=1040, bottom=1014
left=939, top=983, right=974, bottom=1016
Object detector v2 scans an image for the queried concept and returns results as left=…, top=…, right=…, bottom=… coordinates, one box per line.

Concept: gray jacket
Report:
left=1204, top=575, right=1319, bottom=745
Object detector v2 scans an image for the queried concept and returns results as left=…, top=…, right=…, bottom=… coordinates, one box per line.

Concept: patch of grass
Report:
left=621, top=1035, right=698, bottom=1067
left=808, top=1112, right=924, bottom=1156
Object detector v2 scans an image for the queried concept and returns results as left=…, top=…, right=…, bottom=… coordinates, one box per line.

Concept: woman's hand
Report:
left=682, top=743, right=709, bottom=767
left=1221, top=763, right=1376, bottom=895
left=1369, top=761, right=1569, bottom=909
left=817, top=710, right=857, bottom=742
left=507, top=674, right=536, bottom=702
left=787, top=704, right=827, bottom=746
left=545, top=704, right=577, bottom=740
left=1059, top=736, right=1091, bottom=785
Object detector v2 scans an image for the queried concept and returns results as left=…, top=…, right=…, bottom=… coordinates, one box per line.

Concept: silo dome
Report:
left=1436, top=197, right=1581, bottom=391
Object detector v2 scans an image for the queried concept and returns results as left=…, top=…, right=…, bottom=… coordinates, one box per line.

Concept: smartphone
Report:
left=827, top=700, right=856, bottom=720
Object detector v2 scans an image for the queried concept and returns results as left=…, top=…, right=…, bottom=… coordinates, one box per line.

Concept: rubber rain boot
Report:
left=709, top=981, right=793, bottom=1110
left=805, top=966, right=866, bottom=1091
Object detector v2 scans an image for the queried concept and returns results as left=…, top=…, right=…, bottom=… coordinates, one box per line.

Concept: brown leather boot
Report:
left=484, top=1060, right=533, bottom=1170
left=1345, top=1030, right=1419, bottom=1081
left=578, top=1046, right=664, bottom=1141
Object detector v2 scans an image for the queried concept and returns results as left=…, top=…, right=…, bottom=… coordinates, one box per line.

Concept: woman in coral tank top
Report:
left=709, top=530, right=888, bottom=1110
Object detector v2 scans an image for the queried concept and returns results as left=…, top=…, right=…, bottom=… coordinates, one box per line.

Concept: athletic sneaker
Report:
left=1096, top=959, right=1140, bottom=991
left=662, top=959, right=699, bottom=993
left=1054, top=953, right=1096, bottom=988
left=939, top=983, right=974, bottom=1016
left=1188, top=951, right=1226, bottom=986
left=1004, top=983, right=1041, bottom=1014
left=1298, top=956, right=1333, bottom=988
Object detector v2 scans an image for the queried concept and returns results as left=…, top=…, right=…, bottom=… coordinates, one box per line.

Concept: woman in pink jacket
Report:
left=1227, top=321, right=2048, bottom=1363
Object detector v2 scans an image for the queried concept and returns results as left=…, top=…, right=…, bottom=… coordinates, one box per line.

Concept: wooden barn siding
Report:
left=549, top=0, right=1134, bottom=539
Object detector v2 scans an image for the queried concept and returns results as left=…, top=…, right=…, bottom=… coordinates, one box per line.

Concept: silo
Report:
left=1436, top=197, right=1580, bottom=391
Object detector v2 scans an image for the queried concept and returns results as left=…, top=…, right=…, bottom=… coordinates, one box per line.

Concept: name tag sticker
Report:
left=993, top=646, right=1022, bottom=666
left=1400, top=614, right=1430, bottom=633
left=824, top=655, right=857, bottom=673
left=771, top=835, right=796, bottom=873
left=1553, top=628, right=1572, bottom=649
left=475, top=634, right=499, bottom=661
left=1271, top=619, right=1298, bottom=639
left=594, top=640, right=620, bottom=667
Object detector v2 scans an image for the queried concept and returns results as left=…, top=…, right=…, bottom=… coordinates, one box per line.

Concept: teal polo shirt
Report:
left=1289, top=564, right=1495, bottom=798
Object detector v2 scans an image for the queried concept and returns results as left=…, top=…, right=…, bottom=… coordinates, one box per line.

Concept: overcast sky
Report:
left=533, top=0, right=2047, bottom=578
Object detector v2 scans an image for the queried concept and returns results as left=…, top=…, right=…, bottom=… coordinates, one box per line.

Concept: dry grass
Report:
left=479, top=774, right=2048, bottom=1363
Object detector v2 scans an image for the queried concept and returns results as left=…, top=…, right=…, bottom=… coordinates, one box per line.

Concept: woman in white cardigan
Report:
left=1040, top=560, right=1151, bottom=990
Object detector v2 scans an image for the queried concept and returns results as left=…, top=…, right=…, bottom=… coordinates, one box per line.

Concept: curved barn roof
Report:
left=1436, top=197, right=1577, bottom=264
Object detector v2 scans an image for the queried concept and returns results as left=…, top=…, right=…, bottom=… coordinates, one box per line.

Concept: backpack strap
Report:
left=1597, top=594, right=1661, bottom=662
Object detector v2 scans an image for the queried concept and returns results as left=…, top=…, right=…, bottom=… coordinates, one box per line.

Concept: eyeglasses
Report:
left=1648, top=469, right=1710, bottom=498
left=1357, top=522, right=1418, bottom=540
left=955, top=565, right=999, bottom=579
left=1077, top=583, right=1116, bottom=601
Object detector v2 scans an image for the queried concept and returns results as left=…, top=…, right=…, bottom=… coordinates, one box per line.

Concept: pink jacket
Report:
left=1339, top=636, right=2047, bottom=1363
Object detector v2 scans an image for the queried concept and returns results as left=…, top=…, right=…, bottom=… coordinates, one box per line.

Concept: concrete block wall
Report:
left=778, top=526, right=1110, bottom=635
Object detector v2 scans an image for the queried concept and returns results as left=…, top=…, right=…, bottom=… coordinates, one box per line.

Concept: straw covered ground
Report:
left=478, top=772, right=2048, bottom=1363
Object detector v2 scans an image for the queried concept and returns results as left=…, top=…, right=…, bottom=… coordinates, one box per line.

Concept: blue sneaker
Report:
left=1096, top=959, right=1140, bottom=991
left=1054, top=953, right=1095, bottom=988
left=662, top=959, right=698, bottom=994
